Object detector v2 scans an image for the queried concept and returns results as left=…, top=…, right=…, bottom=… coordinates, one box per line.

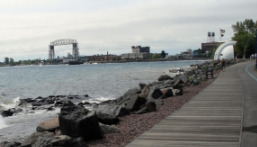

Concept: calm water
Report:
left=0, top=60, right=206, bottom=102
left=0, top=60, right=207, bottom=140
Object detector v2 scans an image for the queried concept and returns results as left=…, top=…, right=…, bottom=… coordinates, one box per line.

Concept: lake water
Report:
left=0, top=60, right=206, bottom=141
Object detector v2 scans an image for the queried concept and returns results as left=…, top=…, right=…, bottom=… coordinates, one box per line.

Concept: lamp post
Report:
left=255, top=30, right=257, bottom=69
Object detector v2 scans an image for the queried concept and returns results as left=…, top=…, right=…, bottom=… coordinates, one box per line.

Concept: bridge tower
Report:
left=72, top=43, right=79, bottom=60
left=48, top=45, right=55, bottom=60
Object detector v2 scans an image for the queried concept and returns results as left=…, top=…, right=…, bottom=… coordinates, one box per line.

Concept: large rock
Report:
left=59, top=100, right=103, bottom=141
left=0, top=141, right=21, bottom=147
left=173, top=79, right=184, bottom=95
left=32, top=135, right=87, bottom=147
left=158, top=75, right=173, bottom=81
left=116, top=88, right=146, bottom=112
left=147, top=87, right=163, bottom=99
left=95, top=105, right=120, bottom=125
left=36, top=117, right=59, bottom=132
left=116, top=88, right=141, bottom=105
left=18, top=98, right=35, bottom=107
left=21, top=131, right=55, bottom=147
left=134, top=99, right=163, bottom=114
left=32, top=135, right=72, bottom=147
left=160, top=88, right=174, bottom=98
left=1, top=108, right=22, bottom=117
left=150, top=79, right=174, bottom=89
left=139, top=85, right=150, bottom=98
left=99, top=123, right=120, bottom=134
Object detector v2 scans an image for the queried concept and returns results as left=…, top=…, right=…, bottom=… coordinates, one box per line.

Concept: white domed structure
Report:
left=214, top=41, right=236, bottom=60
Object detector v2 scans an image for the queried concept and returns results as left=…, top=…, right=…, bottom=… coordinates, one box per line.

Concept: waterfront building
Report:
left=121, top=46, right=151, bottom=60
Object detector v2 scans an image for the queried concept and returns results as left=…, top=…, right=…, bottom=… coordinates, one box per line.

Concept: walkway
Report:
left=127, top=61, right=257, bottom=147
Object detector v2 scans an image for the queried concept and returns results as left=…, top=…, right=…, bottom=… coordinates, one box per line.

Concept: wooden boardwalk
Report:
left=127, top=65, right=244, bottom=147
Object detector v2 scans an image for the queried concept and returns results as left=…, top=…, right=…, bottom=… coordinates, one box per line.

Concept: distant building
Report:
left=121, top=53, right=151, bottom=60
left=132, top=46, right=150, bottom=53
left=121, top=46, right=151, bottom=60
left=86, top=54, right=119, bottom=62
left=180, top=49, right=193, bottom=59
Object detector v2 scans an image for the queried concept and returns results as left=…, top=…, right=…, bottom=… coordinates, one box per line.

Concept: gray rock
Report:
left=32, top=135, right=87, bottom=147
left=158, top=75, right=173, bottom=81
left=36, top=117, right=59, bottom=132
left=59, top=100, right=103, bottom=141
left=0, top=141, right=21, bottom=147
left=99, top=123, right=120, bottom=134
left=147, top=87, right=163, bottom=99
left=95, top=105, right=120, bottom=125
left=116, top=87, right=146, bottom=112
left=160, top=88, right=174, bottom=98
left=116, top=88, right=141, bottom=105
left=21, top=131, right=54, bottom=147
left=1, top=108, right=22, bottom=117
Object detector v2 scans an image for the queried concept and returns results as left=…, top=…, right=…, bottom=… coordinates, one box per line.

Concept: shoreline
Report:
left=87, top=70, right=220, bottom=147
left=0, top=58, right=211, bottom=67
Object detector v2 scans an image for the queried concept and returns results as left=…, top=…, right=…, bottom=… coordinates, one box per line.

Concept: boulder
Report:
left=139, top=83, right=146, bottom=89
left=139, top=85, right=150, bottom=98
left=172, top=89, right=182, bottom=96
left=158, top=75, right=173, bottom=81
left=21, top=131, right=55, bottom=147
left=32, top=135, right=87, bottom=147
left=32, top=135, right=71, bottom=147
left=116, top=88, right=141, bottom=105
left=134, top=99, right=162, bottom=114
left=36, top=117, right=59, bottom=132
left=99, top=123, right=120, bottom=134
left=1, top=108, right=22, bottom=117
left=116, top=88, right=147, bottom=112
left=147, top=98, right=163, bottom=110
left=147, top=87, right=163, bottom=99
left=150, top=80, right=174, bottom=89
left=160, top=88, right=174, bottom=98
left=0, top=141, right=21, bottom=147
left=191, top=78, right=199, bottom=85
left=18, top=98, right=35, bottom=107
left=145, top=101, right=157, bottom=112
left=173, top=79, right=184, bottom=95
left=95, top=105, right=120, bottom=125
left=178, top=75, right=189, bottom=84
left=59, top=100, right=103, bottom=141
left=134, top=107, right=148, bottom=114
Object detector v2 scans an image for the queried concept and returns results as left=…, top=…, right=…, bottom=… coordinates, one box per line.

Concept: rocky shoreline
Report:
left=0, top=59, right=241, bottom=147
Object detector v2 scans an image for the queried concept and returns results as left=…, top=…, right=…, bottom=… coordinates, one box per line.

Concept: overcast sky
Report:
left=0, top=0, right=256, bottom=61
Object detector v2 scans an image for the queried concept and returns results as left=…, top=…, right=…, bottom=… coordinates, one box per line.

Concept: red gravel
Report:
left=87, top=72, right=219, bottom=147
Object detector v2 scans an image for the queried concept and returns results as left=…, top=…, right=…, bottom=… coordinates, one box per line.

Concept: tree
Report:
left=161, top=50, right=166, bottom=58
left=4, top=57, right=9, bottom=64
left=151, top=53, right=161, bottom=59
left=9, top=58, right=14, bottom=65
left=232, top=19, right=257, bottom=58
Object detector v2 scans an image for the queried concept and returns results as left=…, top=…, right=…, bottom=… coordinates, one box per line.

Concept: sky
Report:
left=0, top=0, right=256, bottom=61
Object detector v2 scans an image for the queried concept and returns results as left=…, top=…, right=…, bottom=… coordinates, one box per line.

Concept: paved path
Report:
left=127, top=61, right=257, bottom=147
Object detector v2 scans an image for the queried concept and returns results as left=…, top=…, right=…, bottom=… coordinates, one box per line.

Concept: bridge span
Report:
left=48, top=39, right=79, bottom=60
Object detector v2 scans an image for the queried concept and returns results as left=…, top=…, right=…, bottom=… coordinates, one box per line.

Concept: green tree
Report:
left=161, top=50, right=166, bottom=58
left=4, top=57, right=9, bottom=64
left=151, top=53, right=161, bottom=59
left=9, top=58, right=14, bottom=65
left=232, top=19, right=257, bottom=58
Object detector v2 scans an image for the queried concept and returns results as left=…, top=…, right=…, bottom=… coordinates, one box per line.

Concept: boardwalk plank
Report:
left=126, top=65, right=244, bottom=147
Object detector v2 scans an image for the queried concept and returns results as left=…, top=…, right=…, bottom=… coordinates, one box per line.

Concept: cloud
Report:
left=0, top=0, right=257, bottom=61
